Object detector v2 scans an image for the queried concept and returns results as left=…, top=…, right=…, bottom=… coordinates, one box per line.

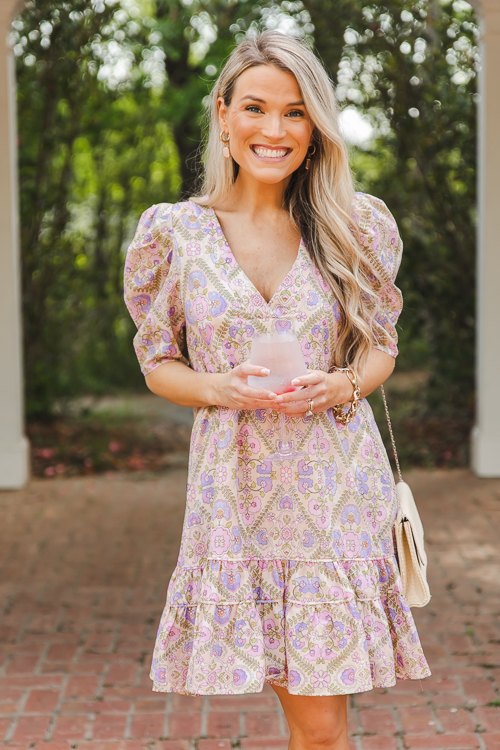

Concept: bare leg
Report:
left=271, top=683, right=350, bottom=750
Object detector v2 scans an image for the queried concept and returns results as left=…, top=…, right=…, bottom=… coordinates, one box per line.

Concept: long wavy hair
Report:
left=190, top=30, right=377, bottom=377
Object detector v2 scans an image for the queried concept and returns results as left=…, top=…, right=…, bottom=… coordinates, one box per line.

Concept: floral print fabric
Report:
left=124, top=192, right=431, bottom=696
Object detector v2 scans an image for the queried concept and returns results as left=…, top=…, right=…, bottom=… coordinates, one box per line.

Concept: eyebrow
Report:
left=239, top=95, right=305, bottom=106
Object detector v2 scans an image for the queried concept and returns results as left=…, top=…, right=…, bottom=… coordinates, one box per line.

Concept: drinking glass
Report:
left=248, top=322, right=308, bottom=461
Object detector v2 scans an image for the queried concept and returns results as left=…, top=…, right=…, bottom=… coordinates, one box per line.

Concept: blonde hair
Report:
left=190, top=30, right=377, bottom=377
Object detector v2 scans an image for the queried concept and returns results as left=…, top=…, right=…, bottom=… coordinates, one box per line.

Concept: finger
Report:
left=237, top=363, right=271, bottom=377
left=238, top=385, right=277, bottom=400
left=277, top=397, right=323, bottom=413
left=275, top=401, right=309, bottom=414
left=273, top=385, right=324, bottom=404
left=290, top=371, right=324, bottom=388
left=277, top=402, right=310, bottom=415
left=233, top=398, right=275, bottom=410
left=230, top=389, right=278, bottom=406
left=249, top=402, right=280, bottom=410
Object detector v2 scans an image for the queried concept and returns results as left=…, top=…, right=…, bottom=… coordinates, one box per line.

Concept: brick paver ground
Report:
left=1, top=467, right=500, bottom=750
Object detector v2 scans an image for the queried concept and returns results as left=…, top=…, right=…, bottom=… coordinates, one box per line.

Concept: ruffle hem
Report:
left=149, top=556, right=431, bottom=696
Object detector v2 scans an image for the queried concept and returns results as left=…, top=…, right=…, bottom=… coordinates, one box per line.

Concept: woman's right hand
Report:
left=212, top=362, right=277, bottom=410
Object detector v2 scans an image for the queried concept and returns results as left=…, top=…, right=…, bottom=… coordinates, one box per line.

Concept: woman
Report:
left=124, top=30, right=430, bottom=750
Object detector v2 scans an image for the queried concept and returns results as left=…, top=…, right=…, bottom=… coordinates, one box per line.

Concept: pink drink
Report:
left=248, top=333, right=308, bottom=393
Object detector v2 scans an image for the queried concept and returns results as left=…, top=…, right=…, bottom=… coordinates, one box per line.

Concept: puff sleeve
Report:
left=352, top=192, right=404, bottom=358
left=124, top=203, right=189, bottom=375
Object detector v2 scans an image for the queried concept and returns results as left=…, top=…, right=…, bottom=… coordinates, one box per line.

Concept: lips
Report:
left=251, top=145, right=292, bottom=159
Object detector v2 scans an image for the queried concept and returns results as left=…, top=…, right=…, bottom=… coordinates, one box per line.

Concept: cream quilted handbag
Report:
left=380, top=385, right=431, bottom=608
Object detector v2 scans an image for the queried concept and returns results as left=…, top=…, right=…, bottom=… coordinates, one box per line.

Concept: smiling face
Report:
left=217, top=64, right=314, bottom=186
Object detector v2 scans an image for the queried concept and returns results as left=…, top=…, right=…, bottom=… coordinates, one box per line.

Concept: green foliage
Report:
left=14, top=0, right=477, bottom=441
left=14, top=0, right=181, bottom=417
left=66, top=95, right=180, bottom=394
left=13, top=0, right=315, bottom=418
left=312, top=0, right=477, bottom=418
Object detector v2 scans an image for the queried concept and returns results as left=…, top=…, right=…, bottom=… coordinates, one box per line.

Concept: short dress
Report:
left=123, top=191, right=431, bottom=696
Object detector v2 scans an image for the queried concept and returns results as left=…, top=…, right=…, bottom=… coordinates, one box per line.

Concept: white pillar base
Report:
left=0, top=437, right=30, bottom=489
left=471, top=425, right=500, bottom=477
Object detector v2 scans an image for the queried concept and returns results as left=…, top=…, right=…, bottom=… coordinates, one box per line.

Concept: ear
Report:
left=217, top=96, right=228, bottom=131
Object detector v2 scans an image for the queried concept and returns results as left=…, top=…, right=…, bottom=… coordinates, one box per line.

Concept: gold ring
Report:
left=306, top=398, right=314, bottom=417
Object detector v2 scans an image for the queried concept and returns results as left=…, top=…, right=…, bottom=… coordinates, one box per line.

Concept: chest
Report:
left=215, top=215, right=302, bottom=304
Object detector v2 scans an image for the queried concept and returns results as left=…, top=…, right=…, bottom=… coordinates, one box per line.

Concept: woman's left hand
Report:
left=271, top=369, right=354, bottom=417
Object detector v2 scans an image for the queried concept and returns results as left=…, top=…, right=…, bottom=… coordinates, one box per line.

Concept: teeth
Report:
left=253, top=147, right=288, bottom=158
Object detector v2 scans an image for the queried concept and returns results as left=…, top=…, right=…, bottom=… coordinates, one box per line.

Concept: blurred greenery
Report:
left=13, top=0, right=477, bottom=466
left=16, top=1, right=181, bottom=416
left=334, top=0, right=477, bottom=420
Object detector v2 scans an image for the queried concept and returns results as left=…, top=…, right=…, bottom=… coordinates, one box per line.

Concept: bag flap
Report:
left=396, top=481, right=427, bottom=566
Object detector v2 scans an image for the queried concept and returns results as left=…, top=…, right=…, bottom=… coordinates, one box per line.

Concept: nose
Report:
left=261, top=113, right=286, bottom=141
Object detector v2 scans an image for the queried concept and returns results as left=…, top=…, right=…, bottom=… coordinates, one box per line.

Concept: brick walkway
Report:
left=1, top=468, right=500, bottom=750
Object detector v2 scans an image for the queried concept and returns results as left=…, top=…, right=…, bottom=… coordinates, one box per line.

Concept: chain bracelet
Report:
left=330, top=366, right=361, bottom=425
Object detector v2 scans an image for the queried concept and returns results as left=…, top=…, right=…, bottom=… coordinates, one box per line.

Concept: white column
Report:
left=0, top=0, right=29, bottom=489
left=472, top=0, right=500, bottom=477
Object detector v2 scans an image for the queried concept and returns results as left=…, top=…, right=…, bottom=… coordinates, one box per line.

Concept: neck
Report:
left=224, top=168, right=290, bottom=216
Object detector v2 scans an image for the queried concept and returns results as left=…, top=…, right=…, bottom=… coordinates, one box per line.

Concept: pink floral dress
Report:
left=124, top=192, right=431, bottom=696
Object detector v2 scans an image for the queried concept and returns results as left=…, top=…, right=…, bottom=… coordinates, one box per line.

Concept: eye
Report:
left=245, top=105, right=262, bottom=114
left=286, top=110, right=305, bottom=118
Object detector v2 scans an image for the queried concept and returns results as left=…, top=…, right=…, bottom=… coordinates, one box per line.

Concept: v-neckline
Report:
left=205, top=205, right=304, bottom=307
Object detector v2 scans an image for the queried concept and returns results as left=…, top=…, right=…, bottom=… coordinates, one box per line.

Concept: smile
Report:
left=250, top=145, right=292, bottom=160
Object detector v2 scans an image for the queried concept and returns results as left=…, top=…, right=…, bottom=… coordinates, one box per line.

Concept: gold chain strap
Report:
left=380, top=384, right=403, bottom=483
left=330, top=366, right=362, bottom=426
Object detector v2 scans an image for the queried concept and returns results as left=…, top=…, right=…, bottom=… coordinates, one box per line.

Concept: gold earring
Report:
left=305, top=143, right=316, bottom=170
left=220, top=131, right=231, bottom=159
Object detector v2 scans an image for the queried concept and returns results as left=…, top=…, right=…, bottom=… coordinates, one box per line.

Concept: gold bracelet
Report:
left=330, top=366, right=361, bottom=425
